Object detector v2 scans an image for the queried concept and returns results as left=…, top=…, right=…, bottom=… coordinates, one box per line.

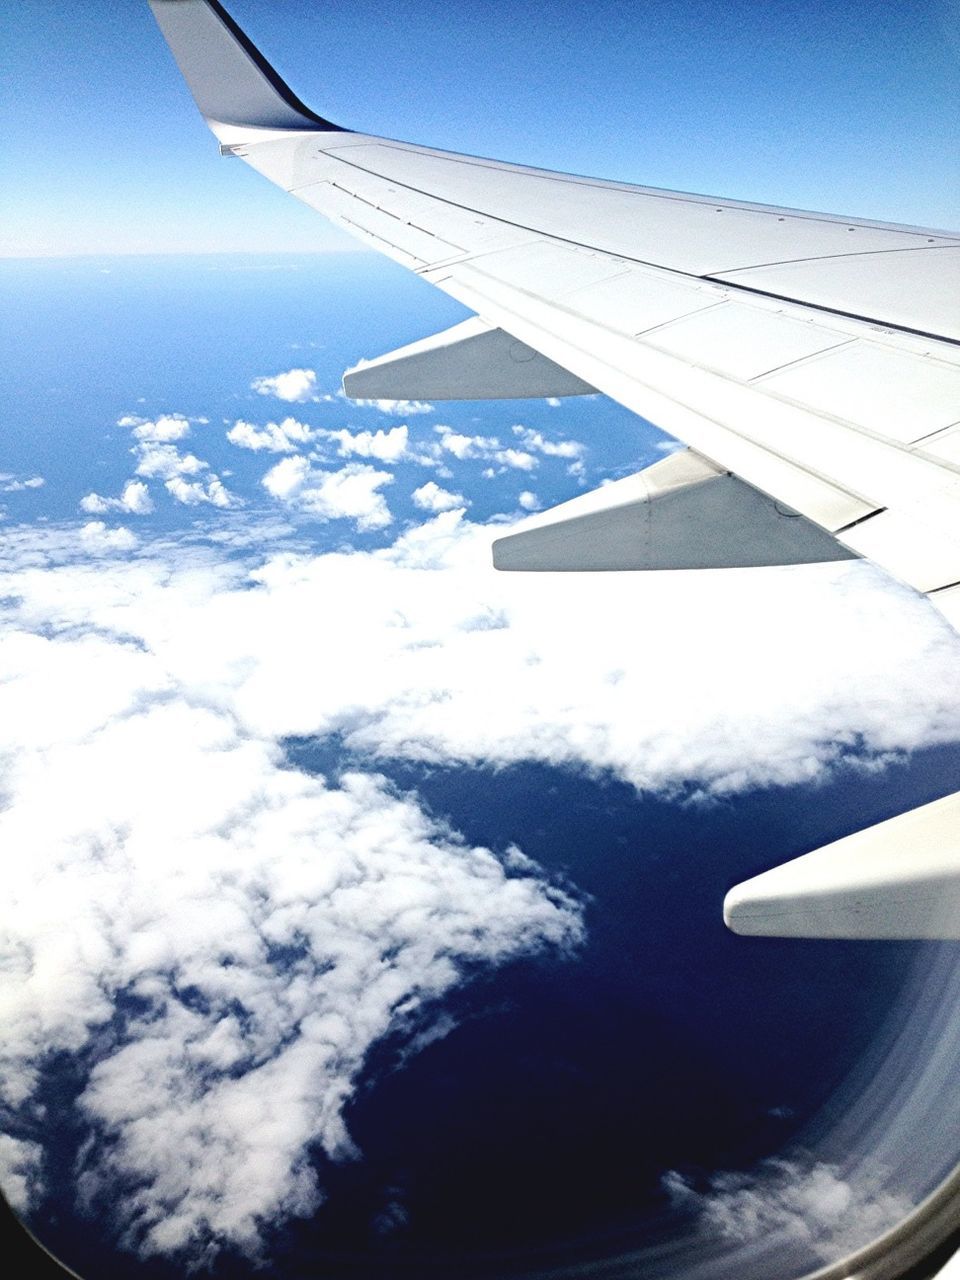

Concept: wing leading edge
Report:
left=148, top=0, right=960, bottom=940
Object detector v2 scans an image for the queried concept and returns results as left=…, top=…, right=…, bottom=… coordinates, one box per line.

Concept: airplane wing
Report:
left=147, top=0, right=960, bottom=940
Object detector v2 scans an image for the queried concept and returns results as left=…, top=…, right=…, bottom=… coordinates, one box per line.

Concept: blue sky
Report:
left=2, top=0, right=958, bottom=257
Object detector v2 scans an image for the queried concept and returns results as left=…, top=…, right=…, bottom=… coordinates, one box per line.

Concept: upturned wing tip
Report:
left=148, top=0, right=345, bottom=135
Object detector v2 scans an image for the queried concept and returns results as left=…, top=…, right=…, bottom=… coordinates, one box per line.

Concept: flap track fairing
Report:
left=342, top=317, right=596, bottom=402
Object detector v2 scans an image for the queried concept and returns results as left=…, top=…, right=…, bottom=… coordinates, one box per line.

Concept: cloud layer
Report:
left=205, top=518, right=959, bottom=797
left=0, top=555, right=582, bottom=1257
left=1, top=514, right=958, bottom=1265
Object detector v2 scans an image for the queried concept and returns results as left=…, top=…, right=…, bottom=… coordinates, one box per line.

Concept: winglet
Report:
left=148, top=0, right=344, bottom=135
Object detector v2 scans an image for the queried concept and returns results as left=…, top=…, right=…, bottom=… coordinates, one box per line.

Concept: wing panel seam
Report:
left=709, top=242, right=960, bottom=275
left=325, top=141, right=960, bottom=241
left=292, top=153, right=960, bottom=347
left=834, top=508, right=889, bottom=534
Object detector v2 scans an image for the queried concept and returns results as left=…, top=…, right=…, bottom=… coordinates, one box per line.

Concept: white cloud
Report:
left=518, top=491, right=540, bottom=511
left=16, top=516, right=957, bottom=801
left=412, top=481, right=468, bottom=512
left=512, top=424, right=585, bottom=460
left=120, top=414, right=192, bottom=443
left=251, top=368, right=319, bottom=403
left=80, top=480, right=154, bottom=516
left=134, top=444, right=207, bottom=480
left=165, top=475, right=236, bottom=509
left=427, top=424, right=582, bottom=474
left=226, top=417, right=315, bottom=453
left=78, top=522, right=139, bottom=554
left=7, top=518, right=960, bottom=799
left=262, top=459, right=393, bottom=530
left=260, top=454, right=309, bottom=501
left=121, top=481, right=154, bottom=514
left=0, top=474, right=45, bottom=492
left=664, top=1157, right=913, bottom=1259
left=63, top=759, right=578, bottom=1259
left=316, top=424, right=410, bottom=463
left=0, top=1135, right=43, bottom=1213
left=433, top=425, right=538, bottom=471
left=130, top=444, right=234, bottom=507
left=343, top=394, right=434, bottom=416
left=433, top=425, right=500, bottom=460
left=546, top=397, right=561, bottom=407
left=233, top=520, right=960, bottom=794
left=496, top=447, right=537, bottom=471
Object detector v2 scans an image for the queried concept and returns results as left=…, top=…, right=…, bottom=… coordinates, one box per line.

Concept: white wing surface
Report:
left=148, top=0, right=960, bottom=939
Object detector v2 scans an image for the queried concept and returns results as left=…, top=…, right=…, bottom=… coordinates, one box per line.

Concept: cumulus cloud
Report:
left=664, top=1157, right=914, bottom=1260
left=0, top=1136, right=43, bottom=1213
left=411, top=481, right=468, bottom=512
left=165, top=475, right=236, bottom=509
left=119, top=414, right=192, bottom=443
left=0, top=474, right=45, bottom=492
left=496, top=447, right=537, bottom=471
left=228, top=421, right=420, bottom=465
left=251, top=368, right=320, bottom=403
left=134, top=444, right=207, bottom=481
left=260, top=455, right=310, bottom=501
left=518, top=491, right=540, bottom=511
left=129, top=444, right=235, bottom=508
left=262, top=458, right=393, bottom=529
left=226, top=417, right=315, bottom=453
left=433, top=424, right=537, bottom=471
left=343, top=394, right=434, bottom=416
left=429, top=423, right=583, bottom=474
left=80, top=480, right=154, bottom=516
left=511, top=424, right=585, bottom=461
left=316, top=424, right=410, bottom=463
left=78, top=522, right=139, bottom=554
left=433, top=424, right=499, bottom=461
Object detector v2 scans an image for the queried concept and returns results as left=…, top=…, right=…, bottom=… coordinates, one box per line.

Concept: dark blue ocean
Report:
left=2, top=254, right=959, bottom=1280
